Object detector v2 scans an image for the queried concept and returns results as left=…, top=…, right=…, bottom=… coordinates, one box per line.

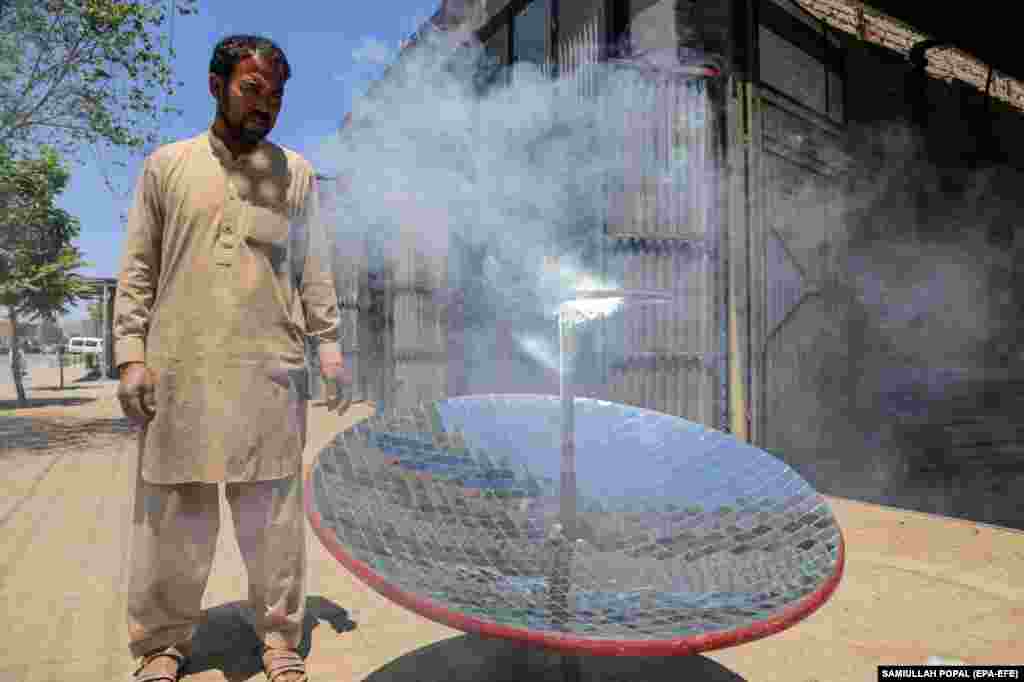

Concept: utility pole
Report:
left=100, top=283, right=110, bottom=379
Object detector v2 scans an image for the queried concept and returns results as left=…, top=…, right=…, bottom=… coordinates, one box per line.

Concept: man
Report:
left=114, top=35, right=351, bottom=682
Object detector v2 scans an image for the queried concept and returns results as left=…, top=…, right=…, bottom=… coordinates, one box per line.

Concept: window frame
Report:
left=757, top=0, right=847, bottom=124
left=509, top=0, right=553, bottom=76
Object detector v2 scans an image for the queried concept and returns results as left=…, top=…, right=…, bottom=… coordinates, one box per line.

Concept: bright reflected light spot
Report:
left=575, top=273, right=613, bottom=292
left=560, top=296, right=625, bottom=324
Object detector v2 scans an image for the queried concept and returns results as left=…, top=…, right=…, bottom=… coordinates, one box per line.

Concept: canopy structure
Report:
left=77, top=276, right=118, bottom=379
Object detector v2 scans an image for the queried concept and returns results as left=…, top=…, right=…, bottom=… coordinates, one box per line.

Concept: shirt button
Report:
left=223, top=223, right=233, bottom=234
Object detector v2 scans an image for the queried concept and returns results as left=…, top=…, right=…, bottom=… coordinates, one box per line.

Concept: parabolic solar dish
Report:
left=305, top=394, right=845, bottom=656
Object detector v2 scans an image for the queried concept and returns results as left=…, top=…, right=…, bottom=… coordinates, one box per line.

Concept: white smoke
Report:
left=317, top=27, right=708, bottom=378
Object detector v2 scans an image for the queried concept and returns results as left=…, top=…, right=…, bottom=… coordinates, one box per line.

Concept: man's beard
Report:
left=237, top=123, right=268, bottom=145
left=218, top=99, right=270, bottom=145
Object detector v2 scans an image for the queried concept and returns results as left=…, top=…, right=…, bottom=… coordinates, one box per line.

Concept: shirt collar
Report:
left=206, top=126, right=268, bottom=168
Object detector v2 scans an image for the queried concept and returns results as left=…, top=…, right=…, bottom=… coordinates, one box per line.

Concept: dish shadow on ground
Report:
left=363, top=635, right=749, bottom=682
left=184, top=596, right=355, bottom=682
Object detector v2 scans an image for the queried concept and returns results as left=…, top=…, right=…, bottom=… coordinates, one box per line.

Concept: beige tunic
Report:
left=114, top=129, right=341, bottom=484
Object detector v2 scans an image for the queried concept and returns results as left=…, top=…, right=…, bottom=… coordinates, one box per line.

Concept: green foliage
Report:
left=0, top=144, right=91, bottom=321
left=1, top=141, right=91, bottom=405
left=0, top=0, right=197, bottom=164
left=523, top=473, right=542, bottom=497
left=475, top=449, right=494, bottom=471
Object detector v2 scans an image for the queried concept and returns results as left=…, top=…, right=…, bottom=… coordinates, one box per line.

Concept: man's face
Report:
left=210, top=53, right=285, bottom=145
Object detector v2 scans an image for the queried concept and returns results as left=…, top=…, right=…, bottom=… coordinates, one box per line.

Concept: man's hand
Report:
left=118, top=362, right=156, bottom=426
left=318, top=346, right=353, bottom=415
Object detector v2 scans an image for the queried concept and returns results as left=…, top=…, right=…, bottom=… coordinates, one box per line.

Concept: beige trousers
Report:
left=125, top=461, right=307, bottom=659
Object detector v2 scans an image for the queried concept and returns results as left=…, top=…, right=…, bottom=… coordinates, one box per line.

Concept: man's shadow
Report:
left=183, top=595, right=355, bottom=681
left=182, top=593, right=745, bottom=682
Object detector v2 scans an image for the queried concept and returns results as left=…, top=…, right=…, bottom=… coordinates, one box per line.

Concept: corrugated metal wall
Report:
left=360, top=246, right=397, bottom=411
left=598, top=73, right=723, bottom=428
left=600, top=239, right=719, bottom=426
left=557, top=1, right=602, bottom=96
left=544, top=2, right=725, bottom=428
left=607, top=77, right=712, bottom=242
left=391, top=228, right=449, bottom=412
left=340, top=1, right=725, bottom=428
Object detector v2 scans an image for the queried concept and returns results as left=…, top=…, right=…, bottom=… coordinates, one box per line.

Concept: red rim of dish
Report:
left=304, top=450, right=846, bottom=657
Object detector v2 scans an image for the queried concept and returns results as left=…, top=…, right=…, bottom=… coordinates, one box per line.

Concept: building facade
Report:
left=327, top=0, right=1024, bottom=528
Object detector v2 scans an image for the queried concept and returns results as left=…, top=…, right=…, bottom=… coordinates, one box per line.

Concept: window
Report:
left=760, top=26, right=829, bottom=113
left=512, top=0, right=549, bottom=75
left=759, top=0, right=845, bottom=122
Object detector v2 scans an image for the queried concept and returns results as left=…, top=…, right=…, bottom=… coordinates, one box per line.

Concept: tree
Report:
left=0, top=144, right=91, bottom=406
left=476, top=449, right=494, bottom=471
left=37, top=315, right=63, bottom=345
left=0, top=0, right=197, bottom=192
left=523, top=472, right=542, bottom=498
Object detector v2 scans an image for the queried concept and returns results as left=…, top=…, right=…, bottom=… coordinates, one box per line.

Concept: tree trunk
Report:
left=8, top=307, right=28, bottom=407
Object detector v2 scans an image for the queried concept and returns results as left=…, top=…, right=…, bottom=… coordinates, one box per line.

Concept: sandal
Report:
left=261, top=645, right=310, bottom=682
left=132, top=646, right=187, bottom=682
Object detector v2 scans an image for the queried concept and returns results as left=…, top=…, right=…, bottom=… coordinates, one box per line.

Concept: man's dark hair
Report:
left=210, top=35, right=291, bottom=83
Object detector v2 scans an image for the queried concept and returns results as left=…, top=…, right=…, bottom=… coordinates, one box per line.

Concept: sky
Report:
left=59, top=0, right=441, bottom=320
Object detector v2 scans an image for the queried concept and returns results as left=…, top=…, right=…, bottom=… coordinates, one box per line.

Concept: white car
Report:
left=65, top=337, right=104, bottom=355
